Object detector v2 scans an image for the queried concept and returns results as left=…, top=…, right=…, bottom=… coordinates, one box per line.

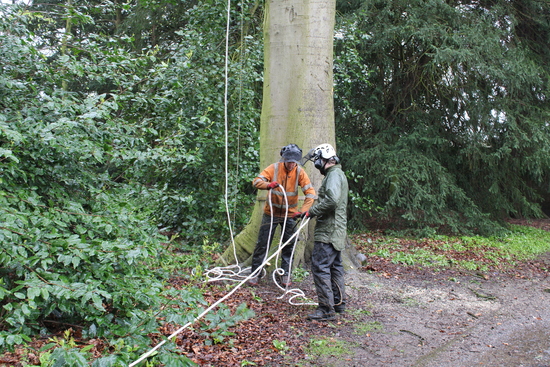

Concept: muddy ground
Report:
left=294, top=256, right=550, bottom=367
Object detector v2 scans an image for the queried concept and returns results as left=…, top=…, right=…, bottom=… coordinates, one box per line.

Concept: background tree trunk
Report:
left=221, top=0, right=361, bottom=273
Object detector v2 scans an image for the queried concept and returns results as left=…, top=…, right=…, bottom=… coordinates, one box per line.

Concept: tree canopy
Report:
left=1, top=0, right=262, bottom=361
left=334, top=0, right=550, bottom=235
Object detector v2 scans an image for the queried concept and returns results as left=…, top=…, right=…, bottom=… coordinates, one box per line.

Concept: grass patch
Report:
left=305, top=336, right=352, bottom=357
left=492, top=225, right=550, bottom=259
left=352, top=224, right=550, bottom=272
left=353, top=321, right=383, bottom=335
left=348, top=308, right=373, bottom=317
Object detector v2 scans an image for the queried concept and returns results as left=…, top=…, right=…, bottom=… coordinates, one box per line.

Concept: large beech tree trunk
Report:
left=221, top=0, right=360, bottom=273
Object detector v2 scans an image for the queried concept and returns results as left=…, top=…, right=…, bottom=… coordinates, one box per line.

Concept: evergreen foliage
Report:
left=334, top=0, right=550, bottom=235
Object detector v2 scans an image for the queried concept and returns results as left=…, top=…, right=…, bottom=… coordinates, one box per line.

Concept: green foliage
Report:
left=198, top=303, right=255, bottom=346
left=3, top=0, right=263, bottom=246
left=490, top=225, right=550, bottom=260
left=390, top=248, right=448, bottom=268
left=4, top=0, right=550, bottom=362
left=0, top=1, right=260, bottom=363
left=272, top=339, right=290, bottom=354
left=348, top=140, right=501, bottom=235
left=335, top=0, right=550, bottom=235
left=107, top=0, right=263, bottom=242
left=291, top=266, right=310, bottom=282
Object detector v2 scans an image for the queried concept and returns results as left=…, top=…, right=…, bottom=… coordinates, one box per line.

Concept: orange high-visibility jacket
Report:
left=253, top=162, right=317, bottom=217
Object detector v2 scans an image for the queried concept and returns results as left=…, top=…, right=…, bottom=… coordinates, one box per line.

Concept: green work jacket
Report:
left=309, top=164, right=349, bottom=251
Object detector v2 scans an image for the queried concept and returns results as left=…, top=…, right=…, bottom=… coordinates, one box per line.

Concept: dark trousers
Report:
left=251, top=214, right=297, bottom=277
left=311, top=241, right=345, bottom=313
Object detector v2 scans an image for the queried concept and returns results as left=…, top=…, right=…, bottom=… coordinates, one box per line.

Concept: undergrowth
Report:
left=352, top=224, right=550, bottom=272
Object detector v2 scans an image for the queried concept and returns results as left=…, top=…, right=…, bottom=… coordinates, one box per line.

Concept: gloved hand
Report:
left=267, top=181, right=279, bottom=189
left=294, top=211, right=310, bottom=219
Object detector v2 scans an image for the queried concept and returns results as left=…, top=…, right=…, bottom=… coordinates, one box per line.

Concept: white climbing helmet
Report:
left=301, top=143, right=340, bottom=166
left=313, top=143, right=337, bottom=160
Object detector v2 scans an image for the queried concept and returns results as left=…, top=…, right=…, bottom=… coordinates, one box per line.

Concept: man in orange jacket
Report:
left=249, top=144, right=317, bottom=286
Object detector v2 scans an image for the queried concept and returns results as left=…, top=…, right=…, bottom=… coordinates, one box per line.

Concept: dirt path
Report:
left=299, top=263, right=550, bottom=367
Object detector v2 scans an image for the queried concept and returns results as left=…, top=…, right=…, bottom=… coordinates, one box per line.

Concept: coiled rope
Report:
left=204, top=185, right=316, bottom=305
left=129, top=202, right=311, bottom=367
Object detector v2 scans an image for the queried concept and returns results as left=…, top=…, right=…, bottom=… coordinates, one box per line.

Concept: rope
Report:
left=202, top=187, right=281, bottom=283
left=223, top=0, right=237, bottom=261
left=129, top=269, right=258, bottom=366
left=128, top=213, right=311, bottom=367
left=130, top=0, right=318, bottom=365
left=250, top=186, right=315, bottom=306
left=205, top=186, right=286, bottom=282
left=131, top=184, right=315, bottom=365
left=129, top=1, right=317, bottom=364
left=232, top=0, right=245, bottom=224
left=205, top=185, right=316, bottom=307
left=272, top=225, right=317, bottom=306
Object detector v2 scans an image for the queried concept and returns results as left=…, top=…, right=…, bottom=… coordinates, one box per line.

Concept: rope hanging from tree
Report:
left=212, top=0, right=313, bottom=303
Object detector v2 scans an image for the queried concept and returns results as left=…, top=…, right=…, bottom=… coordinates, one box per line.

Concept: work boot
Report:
left=281, top=275, right=291, bottom=287
left=306, top=308, right=336, bottom=321
left=247, top=276, right=259, bottom=287
left=334, top=305, right=346, bottom=313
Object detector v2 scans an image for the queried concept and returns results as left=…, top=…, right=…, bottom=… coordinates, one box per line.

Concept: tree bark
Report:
left=221, top=0, right=360, bottom=273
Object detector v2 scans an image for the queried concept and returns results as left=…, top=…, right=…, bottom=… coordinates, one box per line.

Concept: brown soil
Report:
left=294, top=217, right=550, bottom=367
left=186, top=250, right=549, bottom=367
left=204, top=217, right=550, bottom=367
left=298, top=263, right=550, bottom=367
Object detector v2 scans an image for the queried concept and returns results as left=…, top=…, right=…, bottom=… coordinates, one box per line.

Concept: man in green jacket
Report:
left=297, top=143, right=349, bottom=321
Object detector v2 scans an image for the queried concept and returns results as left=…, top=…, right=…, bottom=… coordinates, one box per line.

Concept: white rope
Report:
left=206, top=185, right=316, bottom=307
left=254, top=185, right=316, bottom=307
left=202, top=186, right=279, bottom=282
left=128, top=215, right=308, bottom=366
left=204, top=186, right=283, bottom=282
left=203, top=187, right=278, bottom=283
left=272, top=223, right=317, bottom=306
left=131, top=186, right=316, bottom=365
left=263, top=185, right=280, bottom=270
left=223, top=0, right=237, bottom=263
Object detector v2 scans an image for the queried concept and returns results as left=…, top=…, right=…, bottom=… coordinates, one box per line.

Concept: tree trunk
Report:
left=221, top=0, right=361, bottom=273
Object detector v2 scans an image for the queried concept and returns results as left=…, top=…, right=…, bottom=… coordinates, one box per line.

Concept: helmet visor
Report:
left=281, top=148, right=302, bottom=163
left=300, top=148, right=318, bottom=165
